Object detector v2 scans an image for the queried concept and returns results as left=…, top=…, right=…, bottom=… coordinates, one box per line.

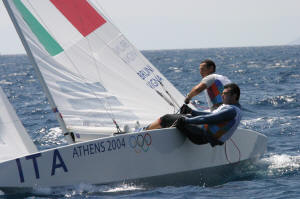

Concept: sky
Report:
left=1, top=0, right=300, bottom=54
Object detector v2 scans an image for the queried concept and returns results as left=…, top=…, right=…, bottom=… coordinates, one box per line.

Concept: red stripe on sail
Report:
left=50, top=0, right=106, bottom=36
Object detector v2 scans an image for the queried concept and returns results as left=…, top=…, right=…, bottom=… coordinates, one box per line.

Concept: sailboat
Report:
left=0, top=0, right=267, bottom=188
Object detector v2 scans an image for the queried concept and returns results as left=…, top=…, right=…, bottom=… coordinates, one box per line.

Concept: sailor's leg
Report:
left=178, top=124, right=223, bottom=146
left=146, top=118, right=163, bottom=130
left=147, top=114, right=182, bottom=130
left=179, top=124, right=209, bottom=145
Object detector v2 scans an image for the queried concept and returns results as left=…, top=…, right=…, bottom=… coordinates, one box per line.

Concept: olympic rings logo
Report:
left=129, top=133, right=152, bottom=153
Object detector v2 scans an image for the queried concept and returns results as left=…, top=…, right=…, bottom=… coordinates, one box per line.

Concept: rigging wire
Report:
left=159, top=79, right=180, bottom=109
left=127, top=41, right=181, bottom=111
left=72, top=1, right=119, bottom=126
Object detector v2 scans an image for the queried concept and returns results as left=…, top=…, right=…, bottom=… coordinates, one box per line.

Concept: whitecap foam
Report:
left=241, top=117, right=265, bottom=125
left=103, top=183, right=144, bottom=193
left=241, top=116, right=294, bottom=127
left=260, top=95, right=297, bottom=107
left=30, top=183, right=99, bottom=197
left=0, top=80, right=12, bottom=85
left=8, top=72, right=27, bottom=77
left=30, top=183, right=144, bottom=198
left=291, top=74, right=300, bottom=78
left=240, top=117, right=267, bottom=129
left=234, top=69, right=245, bottom=73
left=64, top=183, right=144, bottom=196
left=261, top=154, right=300, bottom=176
left=168, top=66, right=182, bottom=73
left=266, top=63, right=291, bottom=68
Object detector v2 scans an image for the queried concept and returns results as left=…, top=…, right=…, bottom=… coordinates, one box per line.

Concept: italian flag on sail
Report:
left=13, top=0, right=106, bottom=56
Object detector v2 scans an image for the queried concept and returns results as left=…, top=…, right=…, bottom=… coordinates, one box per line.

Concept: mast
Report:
left=2, top=0, right=74, bottom=143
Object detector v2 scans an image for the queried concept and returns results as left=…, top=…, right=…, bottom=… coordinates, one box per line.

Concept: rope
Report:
left=225, top=138, right=241, bottom=164
left=158, top=81, right=180, bottom=109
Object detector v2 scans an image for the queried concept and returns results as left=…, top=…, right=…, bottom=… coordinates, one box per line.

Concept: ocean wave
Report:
left=241, top=116, right=291, bottom=126
left=29, top=183, right=144, bottom=198
left=103, top=183, right=145, bottom=193
left=228, top=153, right=300, bottom=184
left=168, top=66, right=182, bottom=73
left=0, top=80, right=12, bottom=85
left=34, top=127, right=67, bottom=150
left=261, top=154, right=300, bottom=177
left=266, top=63, right=294, bottom=69
left=241, top=115, right=300, bottom=133
left=291, top=74, right=300, bottom=78
left=7, top=72, right=27, bottom=77
left=256, top=94, right=298, bottom=108
left=241, top=117, right=280, bottom=129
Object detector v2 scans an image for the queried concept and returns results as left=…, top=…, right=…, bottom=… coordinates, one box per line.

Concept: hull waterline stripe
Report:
left=50, top=0, right=106, bottom=37
left=13, top=0, right=63, bottom=56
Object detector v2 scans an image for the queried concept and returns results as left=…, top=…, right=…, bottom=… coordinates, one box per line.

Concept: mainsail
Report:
left=0, top=87, right=37, bottom=162
left=3, top=0, right=185, bottom=134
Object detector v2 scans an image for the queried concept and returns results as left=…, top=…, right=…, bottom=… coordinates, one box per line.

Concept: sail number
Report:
left=16, top=149, right=68, bottom=183
left=15, top=138, right=126, bottom=183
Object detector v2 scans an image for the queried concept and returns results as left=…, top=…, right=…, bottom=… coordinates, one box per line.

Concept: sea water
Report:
left=0, top=45, right=300, bottom=198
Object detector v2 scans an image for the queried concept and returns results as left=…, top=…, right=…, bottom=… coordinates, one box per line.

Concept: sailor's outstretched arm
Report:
left=190, top=109, right=210, bottom=116
left=185, top=82, right=207, bottom=104
left=186, top=106, right=236, bottom=125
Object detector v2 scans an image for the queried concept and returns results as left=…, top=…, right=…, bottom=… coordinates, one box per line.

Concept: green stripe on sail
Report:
left=13, top=0, right=63, bottom=56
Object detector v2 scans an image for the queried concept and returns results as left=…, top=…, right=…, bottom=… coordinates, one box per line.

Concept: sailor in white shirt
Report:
left=184, top=59, right=231, bottom=111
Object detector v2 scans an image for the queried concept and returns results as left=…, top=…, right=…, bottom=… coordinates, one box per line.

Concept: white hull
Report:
left=0, top=128, right=266, bottom=188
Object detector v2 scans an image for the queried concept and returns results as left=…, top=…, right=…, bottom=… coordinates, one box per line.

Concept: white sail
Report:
left=0, top=87, right=37, bottom=163
left=4, top=0, right=185, bottom=133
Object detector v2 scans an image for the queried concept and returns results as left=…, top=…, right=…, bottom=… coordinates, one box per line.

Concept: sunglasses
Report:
left=222, top=91, right=233, bottom=95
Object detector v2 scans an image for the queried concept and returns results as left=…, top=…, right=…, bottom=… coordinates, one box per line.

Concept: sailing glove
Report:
left=180, top=104, right=192, bottom=114
left=184, top=97, right=190, bottom=104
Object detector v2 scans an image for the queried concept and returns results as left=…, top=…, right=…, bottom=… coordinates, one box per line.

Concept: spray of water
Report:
left=262, top=154, right=300, bottom=177
left=29, top=182, right=144, bottom=198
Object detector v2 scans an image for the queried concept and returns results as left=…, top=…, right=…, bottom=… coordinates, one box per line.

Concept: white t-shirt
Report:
left=201, top=74, right=231, bottom=108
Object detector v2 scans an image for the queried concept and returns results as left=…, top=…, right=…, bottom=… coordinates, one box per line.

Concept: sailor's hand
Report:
left=184, top=96, right=191, bottom=104
left=175, top=116, right=186, bottom=131
left=180, top=104, right=192, bottom=114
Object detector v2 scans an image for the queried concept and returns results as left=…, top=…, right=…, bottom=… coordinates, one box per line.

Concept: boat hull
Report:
left=0, top=128, right=266, bottom=188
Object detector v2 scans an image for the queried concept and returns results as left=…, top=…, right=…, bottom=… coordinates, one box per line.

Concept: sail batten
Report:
left=4, top=0, right=185, bottom=133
